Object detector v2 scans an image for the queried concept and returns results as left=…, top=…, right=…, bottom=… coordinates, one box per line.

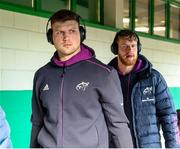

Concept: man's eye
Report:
left=132, top=44, right=137, bottom=48
left=55, top=31, right=59, bottom=35
left=121, top=45, right=127, bottom=49
left=69, top=29, right=76, bottom=33
left=55, top=31, right=64, bottom=35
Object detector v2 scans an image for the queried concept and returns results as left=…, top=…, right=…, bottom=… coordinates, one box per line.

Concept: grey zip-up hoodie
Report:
left=30, top=44, right=133, bottom=148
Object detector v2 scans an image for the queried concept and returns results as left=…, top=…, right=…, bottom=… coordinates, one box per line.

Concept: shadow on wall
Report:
left=0, top=88, right=179, bottom=147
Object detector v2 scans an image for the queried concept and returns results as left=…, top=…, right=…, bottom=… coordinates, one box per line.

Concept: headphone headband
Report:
left=111, top=29, right=142, bottom=55
left=46, top=10, right=86, bottom=45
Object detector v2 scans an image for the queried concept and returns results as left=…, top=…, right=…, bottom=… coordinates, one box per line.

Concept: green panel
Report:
left=0, top=90, right=32, bottom=148
left=169, top=87, right=180, bottom=110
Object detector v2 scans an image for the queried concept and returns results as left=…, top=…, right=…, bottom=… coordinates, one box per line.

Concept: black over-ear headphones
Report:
left=46, top=14, right=86, bottom=45
left=111, top=29, right=142, bottom=55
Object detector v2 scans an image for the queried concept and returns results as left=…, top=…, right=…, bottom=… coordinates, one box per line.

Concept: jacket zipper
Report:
left=59, top=64, right=66, bottom=147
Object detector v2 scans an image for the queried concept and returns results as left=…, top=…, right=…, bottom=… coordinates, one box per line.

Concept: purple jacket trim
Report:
left=86, top=60, right=111, bottom=72
left=134, top=59, right=144, bottom=72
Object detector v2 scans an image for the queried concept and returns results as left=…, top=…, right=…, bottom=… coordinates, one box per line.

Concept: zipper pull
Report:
left=61, top=63, right=66, bottom=77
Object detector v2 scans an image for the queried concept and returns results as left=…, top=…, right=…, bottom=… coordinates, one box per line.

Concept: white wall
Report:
left=0, top=9, right=53, bottom=90
left=141, top=37, right=180, bottom=87
left=0, top=9, right=180, bottom=90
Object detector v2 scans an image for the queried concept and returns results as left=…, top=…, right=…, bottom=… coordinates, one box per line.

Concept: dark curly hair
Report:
left=50, top=9, right=81, bottom=26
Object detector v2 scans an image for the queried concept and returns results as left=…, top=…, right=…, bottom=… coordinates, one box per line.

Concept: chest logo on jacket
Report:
left=76, top=82, right=90, bottom=91
left=143, top=86, right=152, bottom=95
left=142, top=86, right=155, bottom=102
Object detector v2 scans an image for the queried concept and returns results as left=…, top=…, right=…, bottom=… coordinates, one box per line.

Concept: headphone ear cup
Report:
left=47, top=28, right=53, bottom=45
left=138, top=42, right=142, bottom=54
left=134, top=32, right=141, bottom=54
left=79, top=26, right=86, bottom=43
left=111, top=42, right=118, bottom=55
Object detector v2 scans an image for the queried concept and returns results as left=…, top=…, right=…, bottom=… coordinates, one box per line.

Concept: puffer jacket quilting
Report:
left=109, top=55, right=180, bottom=148
left=132, top=59, right=179, bottom=148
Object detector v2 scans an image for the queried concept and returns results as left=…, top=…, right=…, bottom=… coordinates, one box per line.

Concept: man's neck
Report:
left=57, top=48, right=81, bottom=62
left=117, top=60, right=135, bottom=75
left=118, top=64, right=134, bottom=75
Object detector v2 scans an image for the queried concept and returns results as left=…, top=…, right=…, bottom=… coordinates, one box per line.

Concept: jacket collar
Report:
left=108, top=54, right=152, bottom=77
left=51, top=43, right=95, bottom=67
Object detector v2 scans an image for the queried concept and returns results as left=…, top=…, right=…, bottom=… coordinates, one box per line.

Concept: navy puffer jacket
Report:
left=109, top=55, right=180, bottom=148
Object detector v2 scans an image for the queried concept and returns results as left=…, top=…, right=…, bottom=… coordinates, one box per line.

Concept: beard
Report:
left=118, top=54, right=137, bottom=66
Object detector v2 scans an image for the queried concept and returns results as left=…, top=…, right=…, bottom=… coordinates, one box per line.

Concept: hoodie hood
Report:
left=51, top=43, right=95, bottom=67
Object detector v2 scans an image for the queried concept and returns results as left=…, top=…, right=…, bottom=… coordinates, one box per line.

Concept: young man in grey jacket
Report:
left=30, top=9, right=133, bottom=148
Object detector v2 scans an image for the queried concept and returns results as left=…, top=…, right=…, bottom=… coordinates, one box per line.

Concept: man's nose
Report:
left=126, top=45, right=132, bottom=51
left=63, top=32, right=70, bottom=40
